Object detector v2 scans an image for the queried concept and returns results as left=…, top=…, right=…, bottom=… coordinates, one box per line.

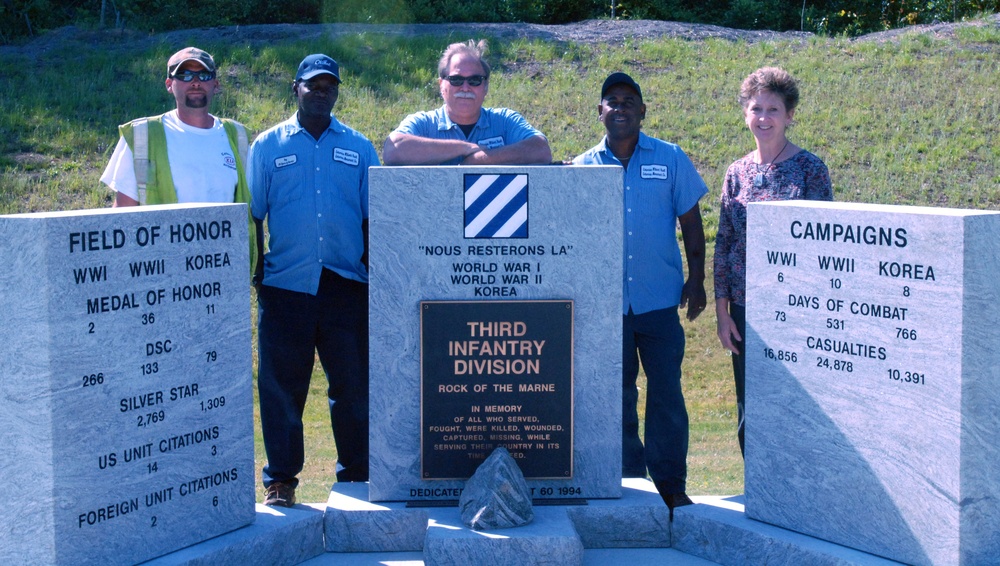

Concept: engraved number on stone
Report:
left=206, top=350, right=217, bottom=362
left=903, top=286, right=911, bottom=297
left=88, top=322, right=95, bottom=334
left=774, top=311, right=786, bottom=321
left=151, top=516, right=157, bottom=527
left=137, top=410, right=165, bottom=427
left=777, top=272, right=784, bottom=283
left=829, top=278, right=842, bottom=289
left=147, top=462, right=158, bottom=474
left=887, top=369, right=925, bottom=385
left=826, top=318, right=845, bottom=330
left=201, top=396, right=225, bottom=411
left=816, top=357, right=852, bottom=372
left=206, top=304, right=216, bottom=314
left=895, top=328, right=917, bottom=340
left=141, top=312, right=155, bottom=325
left=82, top=373, right=104, bottom=387
left=211, top=445, right=218, bottom=456
left=213, top=496, right=219, bottom=507
left=141, top=362, right=159, bottom=376
left=764, top=348, right=797, bottom=363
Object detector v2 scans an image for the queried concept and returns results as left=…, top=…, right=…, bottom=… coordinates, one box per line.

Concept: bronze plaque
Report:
left=420, top=300, right=573, bottom=480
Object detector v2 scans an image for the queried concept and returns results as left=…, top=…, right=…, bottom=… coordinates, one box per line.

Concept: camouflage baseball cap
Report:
left=167, top=47, right=216, bottom=76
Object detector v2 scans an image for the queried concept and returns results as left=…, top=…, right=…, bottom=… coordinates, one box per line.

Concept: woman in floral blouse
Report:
left=714, top=67, right=833, bottom=457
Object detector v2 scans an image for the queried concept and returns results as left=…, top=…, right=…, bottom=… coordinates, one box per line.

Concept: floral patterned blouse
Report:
left=713, top=149, right=833, bottom=306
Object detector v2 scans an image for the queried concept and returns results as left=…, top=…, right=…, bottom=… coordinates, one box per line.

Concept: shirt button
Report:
left=318, top=213, right=322, bottom=217
left=628, top=277, right=633, bottom=281
left=628, top=255, right=633, bottom=259
left=628, top=231, right=632, bottom=236
left=627, top=208, right=632, bottom=212
left=316, top=167, right=320, bottom=171
left=319, top=237, right=324, bottom=241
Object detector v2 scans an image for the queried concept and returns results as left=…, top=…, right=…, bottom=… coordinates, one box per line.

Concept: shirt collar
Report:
left=286, top=113, right=345, bottom=136
left=598, top=131, right=651, bottom=161
left=437, top=105, right=483, bottom=132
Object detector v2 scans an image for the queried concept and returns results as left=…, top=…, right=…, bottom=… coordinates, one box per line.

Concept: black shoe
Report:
left=661, top=492, right=694, bottom=510
left=264, top=481, right=296, bottom=507
left=653, top=480, right=694, bottom=520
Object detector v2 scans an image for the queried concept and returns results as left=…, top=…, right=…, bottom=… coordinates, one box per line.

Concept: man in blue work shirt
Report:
left=573, top=72, right=708, bottom=513
left=248, top=54, right=379, bottom=507
left=383, top=39, right=552, bottom=165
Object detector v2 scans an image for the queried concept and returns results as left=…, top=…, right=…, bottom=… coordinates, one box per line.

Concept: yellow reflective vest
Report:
left=119, top=114, right=257, bottom=276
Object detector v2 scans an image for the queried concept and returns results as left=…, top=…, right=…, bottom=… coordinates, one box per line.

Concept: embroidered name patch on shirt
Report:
left=641, top=164, right=668, bottom=179
left=334, top=148, right=360, bottom=166
left=275, top=155, right=297, bottom=168
left=477, top=136, right=505, bottom=150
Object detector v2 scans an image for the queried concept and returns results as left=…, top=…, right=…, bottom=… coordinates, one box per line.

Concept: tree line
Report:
left=2, top=0, right=998, bottom=44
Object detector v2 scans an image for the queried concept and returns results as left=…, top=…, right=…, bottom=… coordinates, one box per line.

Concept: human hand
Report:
left=679, top=280, right=706, bottom=321
left=716, top=309, right=742, bottom=355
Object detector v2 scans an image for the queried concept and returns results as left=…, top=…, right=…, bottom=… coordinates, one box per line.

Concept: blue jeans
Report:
left=257, top=269, right=369, bottom=487
left=622, top=307, right=688, bottom=493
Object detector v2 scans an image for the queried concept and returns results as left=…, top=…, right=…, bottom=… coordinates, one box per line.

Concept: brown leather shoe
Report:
left=264, top=481, right=296, bottom=508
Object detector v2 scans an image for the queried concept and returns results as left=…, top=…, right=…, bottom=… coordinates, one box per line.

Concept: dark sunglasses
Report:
left=171, top=70, right=216, bottom=82
left=444, top=74, right=486, bottom=87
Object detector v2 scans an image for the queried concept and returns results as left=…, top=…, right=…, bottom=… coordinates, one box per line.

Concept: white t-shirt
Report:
left=100, top=110, right=238, bottom=203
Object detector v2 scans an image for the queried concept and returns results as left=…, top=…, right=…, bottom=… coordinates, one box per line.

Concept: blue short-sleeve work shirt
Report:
left=574, top=132, right=707, bottom=315
left=249, top=114, right=380, bottom=295
left=392, top=105, right=545, bottom=165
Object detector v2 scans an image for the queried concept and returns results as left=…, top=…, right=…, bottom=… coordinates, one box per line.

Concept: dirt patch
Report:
left=4, top=15, right=999, bottom=61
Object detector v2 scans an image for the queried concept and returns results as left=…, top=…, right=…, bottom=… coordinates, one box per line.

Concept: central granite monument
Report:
left=368, top=166, right=623, bottom=503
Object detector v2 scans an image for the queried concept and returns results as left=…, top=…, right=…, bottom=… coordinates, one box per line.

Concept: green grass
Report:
left=4, top=22, right=1000, bottom=503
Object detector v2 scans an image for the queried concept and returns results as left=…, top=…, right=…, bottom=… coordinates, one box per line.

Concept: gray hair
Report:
left=437, top=39, right=491, bottom=79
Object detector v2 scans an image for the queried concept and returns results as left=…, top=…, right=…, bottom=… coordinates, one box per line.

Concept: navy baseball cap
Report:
left=295, top=54, right=341, bottom=82
left=601, top=72, right=642, bottom=100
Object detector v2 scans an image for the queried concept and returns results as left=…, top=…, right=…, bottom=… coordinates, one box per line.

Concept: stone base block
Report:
left=583, top=548, right=717, bottom=565
left=565, top=478, right=671, bottom=548
left=324, top=482, right=428, bottom=552
left=147, top=504, right=324, bottom=566
left=300, top=551, right=426, bottom=565
left=302, top=548, right=710, bottom=566
left=423, top=505, right=584, bottom=566
left=672, top=495, right=903, bottom=565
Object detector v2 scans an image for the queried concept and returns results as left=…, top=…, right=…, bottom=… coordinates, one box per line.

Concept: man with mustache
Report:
left=383, top=39, right=551, bottom=165
left=100, top=47, right=256, bottom=266
left=574, top=72, right=708, bottom=515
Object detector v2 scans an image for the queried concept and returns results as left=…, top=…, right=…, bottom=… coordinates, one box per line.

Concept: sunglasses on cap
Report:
left=444, top=74, right=486, bottom=87
left=171, top=70, right=216, bottom=82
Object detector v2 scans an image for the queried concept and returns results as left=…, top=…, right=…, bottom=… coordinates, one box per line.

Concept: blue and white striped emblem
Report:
left=464, top=174, right=528, bottom=238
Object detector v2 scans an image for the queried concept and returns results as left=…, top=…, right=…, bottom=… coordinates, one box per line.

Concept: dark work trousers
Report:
left=621, top=306, right=688, bottom=493
left=257, top=269, right=369, bottom=487
left=729, top=303, right=746, bottom=458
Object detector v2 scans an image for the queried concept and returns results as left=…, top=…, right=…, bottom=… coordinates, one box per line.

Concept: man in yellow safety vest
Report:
left=100, top=46, right=256, bottom=270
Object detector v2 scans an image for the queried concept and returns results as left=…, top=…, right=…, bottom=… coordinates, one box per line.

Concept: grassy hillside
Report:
left=3, top=21, right=999, bottom=503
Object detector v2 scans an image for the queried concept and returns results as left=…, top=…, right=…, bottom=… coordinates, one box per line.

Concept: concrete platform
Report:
left=146, top=480, right=905, bottom=565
